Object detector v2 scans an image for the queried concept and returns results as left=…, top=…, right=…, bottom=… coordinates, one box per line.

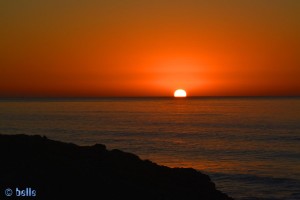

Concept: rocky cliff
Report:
left=0, top=134, right=233, bottom=200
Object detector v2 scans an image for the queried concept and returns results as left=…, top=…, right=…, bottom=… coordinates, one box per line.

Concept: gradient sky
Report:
left=1, top=0, right=299, bottom=97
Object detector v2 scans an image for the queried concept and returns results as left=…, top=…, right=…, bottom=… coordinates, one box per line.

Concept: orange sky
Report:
left=1, top=0, right=299, bottom=97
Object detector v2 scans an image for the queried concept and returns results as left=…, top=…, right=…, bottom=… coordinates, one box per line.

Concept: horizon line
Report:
left=0, top=95, right=299, bottom=99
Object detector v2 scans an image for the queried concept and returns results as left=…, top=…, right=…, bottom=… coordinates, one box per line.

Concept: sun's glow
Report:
left=174, top=89, right=187, bottom=97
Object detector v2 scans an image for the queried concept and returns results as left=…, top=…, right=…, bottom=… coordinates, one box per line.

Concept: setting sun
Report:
left=174, top=89, right=187, bottom=97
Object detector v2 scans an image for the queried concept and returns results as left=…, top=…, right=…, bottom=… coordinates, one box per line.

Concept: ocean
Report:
left=0, top=97, right=299, bottom=200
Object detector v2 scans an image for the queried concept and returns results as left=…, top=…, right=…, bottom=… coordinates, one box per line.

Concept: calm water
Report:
left=1, top=97, right=300, bottom=200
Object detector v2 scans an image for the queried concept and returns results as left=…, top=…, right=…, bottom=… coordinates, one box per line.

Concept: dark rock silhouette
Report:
left=0, top=134, right=234, bottom=200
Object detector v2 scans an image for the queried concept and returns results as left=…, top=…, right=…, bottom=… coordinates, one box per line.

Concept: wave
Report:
left=205, top=171, right=300, bottom=200
left=209, top=172, right=299, bottom=184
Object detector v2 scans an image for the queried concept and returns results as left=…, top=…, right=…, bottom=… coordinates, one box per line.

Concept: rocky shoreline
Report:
left=0, top=134, right=234, bottom=200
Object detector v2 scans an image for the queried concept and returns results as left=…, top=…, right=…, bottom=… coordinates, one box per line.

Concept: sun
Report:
left=174, top=89, right=187, bottom=97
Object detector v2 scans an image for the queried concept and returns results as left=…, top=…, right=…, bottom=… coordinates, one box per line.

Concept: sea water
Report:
left=0, top=97, right=299, bottom=200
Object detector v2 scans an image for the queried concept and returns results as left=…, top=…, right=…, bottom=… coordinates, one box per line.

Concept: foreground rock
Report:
left=0, top=134, right=233, bottom=200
